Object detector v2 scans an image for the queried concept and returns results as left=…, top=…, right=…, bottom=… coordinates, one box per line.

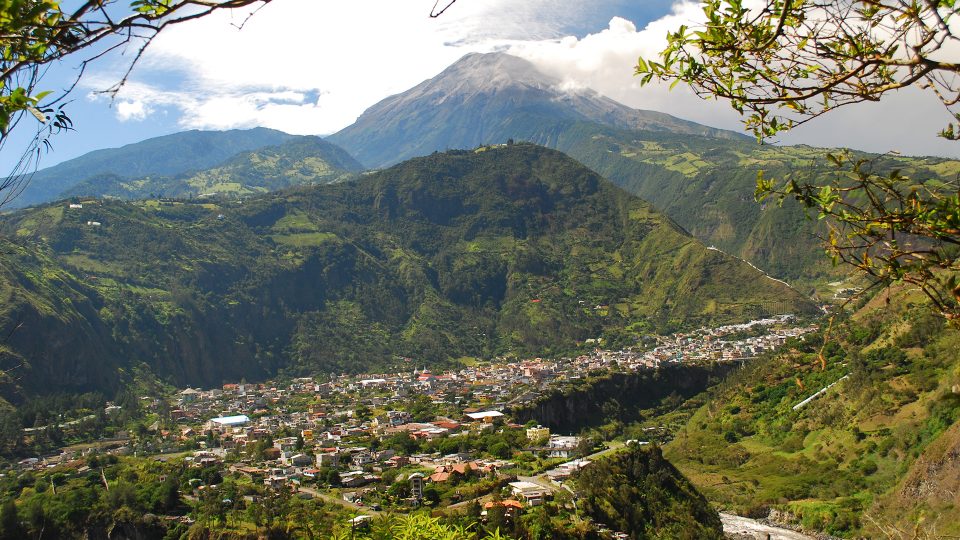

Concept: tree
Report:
left=637, top=0, right=960, bottom=322
left=0, top=0, right=273, bottom=207
left=0, top=498, right=24, bottom=540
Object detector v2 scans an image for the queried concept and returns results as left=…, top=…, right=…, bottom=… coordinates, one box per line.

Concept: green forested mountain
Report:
left=61, top=136, right=363, bottom=200
left=0, top=144, right=814, bottom=401
left=577, top=444, right=724, bottom=540
left=330, top=52, right=960, bottom=286
left=663, top=287, right=960, bottom=537
left=7, top=127, right=299, bottom=208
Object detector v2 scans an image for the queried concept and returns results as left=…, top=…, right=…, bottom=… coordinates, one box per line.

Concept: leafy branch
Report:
left=636, top=0, right=960, bottom=141
left=0, top=0, right=273, bottom=207
left=757, top=151, right=960, bottom=323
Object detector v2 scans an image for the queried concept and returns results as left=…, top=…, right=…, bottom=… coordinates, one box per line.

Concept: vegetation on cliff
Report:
left=664, top=288, right=960, bottom=537
left=576, top=444, right=723, bottom=540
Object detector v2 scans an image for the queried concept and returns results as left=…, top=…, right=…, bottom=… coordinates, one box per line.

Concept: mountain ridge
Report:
left=0, top=144, right=816, bottom=401
left=8, top=127, right=302, bottom=208
left=60, top=136, right=363, bottom=200
left=329, top=52, right=960, bottom=286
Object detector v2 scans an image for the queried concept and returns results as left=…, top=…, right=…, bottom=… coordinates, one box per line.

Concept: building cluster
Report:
left=642, top=315, right=816, bottom=365
left=16, top=313, right=814, bottom=527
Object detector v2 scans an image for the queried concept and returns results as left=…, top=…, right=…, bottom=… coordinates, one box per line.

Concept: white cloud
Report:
left=505, top=5, right=748, bottom=132
left=83, top=0, right=960, bottom=158
left=87, top=0, right=596, bottom=135
left=115, top=99, right=152, bottom=122
left=507, top=4, right=960, bottom=157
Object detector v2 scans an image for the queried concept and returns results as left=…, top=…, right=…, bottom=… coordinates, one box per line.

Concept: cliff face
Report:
left=510, top=364, right=738, bottom=433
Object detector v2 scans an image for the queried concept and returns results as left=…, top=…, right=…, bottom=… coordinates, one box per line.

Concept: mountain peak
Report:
left=331, top=52, right=745, bottom=168
left=436, top=52, right=560, bottom=92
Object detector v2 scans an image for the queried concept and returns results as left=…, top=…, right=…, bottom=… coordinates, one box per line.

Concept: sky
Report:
left=2, top=0, right=958, bottom=173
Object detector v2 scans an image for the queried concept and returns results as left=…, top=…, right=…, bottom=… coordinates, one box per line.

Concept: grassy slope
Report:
left=664, top=287, right=960, bottom=537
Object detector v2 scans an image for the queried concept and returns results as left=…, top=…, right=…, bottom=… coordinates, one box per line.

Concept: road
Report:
left=24, top=414, right=97, bottom=433
left=297, top=485, right=382, bottom=516
left=720, top=513, right=817, bottom=540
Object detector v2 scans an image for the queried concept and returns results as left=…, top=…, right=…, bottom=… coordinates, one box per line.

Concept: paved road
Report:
left=720, top=513, right=817, bottom=540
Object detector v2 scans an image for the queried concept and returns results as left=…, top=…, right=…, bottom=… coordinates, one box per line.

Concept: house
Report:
left=352, top=452, right=373, bottom=467
left=409, top=472, right=424, bottom=500
left=547, top=435, right=581, bottom=459
left=526, top=425, right=550, bottom=442
left=386, top=455, right=410, bottom=468
left=283, top=453, right=313, bottom=467
left=316, top=449, right=341, bottom=468
left=483, top=499, right=524, bottom=515
left=374, top=449, right=395, bottom=462
left=465, top=410, right=504, bottom=424
left=429, top=471, right=450, bottom=483
left=508, top=481, right=550, bottom=507
left=429, top=462, right=478, bottom=483
left=546, top=459, right=591, bottom=481
left=274, top=437, right=299, bottom=452
left=264, top=475, right=287, bottom=489
left=340, top=471, right=377, bottom=488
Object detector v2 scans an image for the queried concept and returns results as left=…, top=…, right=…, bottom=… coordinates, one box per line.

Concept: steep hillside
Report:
left=662, top=287, right=960, bottom=538
left=510, top=365, right=736, bottom=433
left=576, top=444, right=724, bottom=540
left=330, top=52, right=960, bottom=286
left=8, top=127, right=298, bottom=208
left=0, top=237, right=122, bottom=400
left=874, top=419, right=960, bottom=537
left=61, top=136, right=363, bottom=200
left=0, top=144, right=815, bottom=400
left=541, top=123, right=960, bottom=288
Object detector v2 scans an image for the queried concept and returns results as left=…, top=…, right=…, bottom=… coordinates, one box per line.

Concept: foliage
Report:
left=636, top=0, right=960, bottom=141
left=0, top=145, right=814, bottom=400
left=331, top=514, right=513, bottom=540
left=575, top=444, right=723, bottom=539
left=637, top=0, right=960, bottom=320
left=757, top=151, right=960, bottom=321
